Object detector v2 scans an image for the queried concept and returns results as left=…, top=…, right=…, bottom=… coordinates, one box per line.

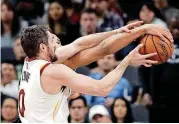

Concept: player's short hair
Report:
left=21, top=25, right=50, bottom=58
left=69, top=96, right=88, bottom=107
left=81, top=8, right=98, bottom=16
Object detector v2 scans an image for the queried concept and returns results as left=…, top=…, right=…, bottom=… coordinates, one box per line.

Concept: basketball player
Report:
left=18, top=21, right=173, bottom=122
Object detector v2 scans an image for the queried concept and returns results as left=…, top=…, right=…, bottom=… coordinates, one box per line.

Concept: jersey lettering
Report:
left=22, top=71, right=30, bottom=82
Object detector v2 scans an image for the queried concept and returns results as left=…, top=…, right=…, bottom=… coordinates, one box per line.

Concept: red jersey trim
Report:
left=40, top=63, right=51, bottom=75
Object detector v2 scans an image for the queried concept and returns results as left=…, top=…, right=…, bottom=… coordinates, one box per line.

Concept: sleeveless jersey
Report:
left=18, top=59, right=71, bottom=123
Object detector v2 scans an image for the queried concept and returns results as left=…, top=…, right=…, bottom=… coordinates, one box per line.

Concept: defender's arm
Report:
left=54, top=21, right=144, bottom=64
left=42, top=55, right=130, bottom=96
left=63, top=24, right=173, bottom=69
left=42, top=44, right=159, bottom=96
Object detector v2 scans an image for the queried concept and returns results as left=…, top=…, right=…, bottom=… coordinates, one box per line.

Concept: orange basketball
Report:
left=139, top=34, right=174, bottom=64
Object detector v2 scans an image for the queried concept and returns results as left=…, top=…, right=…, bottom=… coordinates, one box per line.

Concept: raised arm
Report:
left=54, top=21, right=144, bottom=64
left=43, top=53, right=129, bottom=96
left=42, top=44, right=158, bottom=96
left=63, top=24, right=173, bottom=69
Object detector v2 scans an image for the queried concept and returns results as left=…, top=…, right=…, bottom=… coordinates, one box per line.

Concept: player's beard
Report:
left=49, top=53, right=58, bottom=62
left=51, top=55, right=58, bottom=62
left=47, top=48, right=58, bottom=62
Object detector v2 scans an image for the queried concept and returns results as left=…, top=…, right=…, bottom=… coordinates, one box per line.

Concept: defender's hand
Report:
left=117, top=21, right=144, bottom=33
left=127, top=44, right=158, bottom=67
left=142, top=24, right=174, bottom=42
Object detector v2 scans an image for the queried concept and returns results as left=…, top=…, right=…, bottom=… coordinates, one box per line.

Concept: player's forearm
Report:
left=97, top=56, right=130, bottom=92
left=101, top=26, right=145, bottom=55
left=55, top=30, right=118, bottom=63
left=73, top=30, right=119, bottom=49
left=55, top=44, right=82, bottom=63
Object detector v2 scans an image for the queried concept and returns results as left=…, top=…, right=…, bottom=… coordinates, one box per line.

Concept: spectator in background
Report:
left=85, top=54, right=132, bottom=106
left=89, top=0, right=124, bottom=32
left=89, top=105, right=112, bottom=123
left=1, top=97, right=18, bottom=123
left=1, top=0, right=28, bottom=47
left=16, top=0, right=45, bottom=25
left=79, top=8, right=98, bottom=37
left=13, top=36, right=26, bottom=80
left=1, top=36, right=26, bottom=80
left=1, top=62, right=17, bottom=81
left=91, top=54, right=116, bottom=76
left=108, top=0, right=125, bottom=17
left=68, top=96, right=89, bottom=123
left=142, top=93, right=153, bottom=107
left=139, top=3, right=168, bottom=28
left=47, top=0, right=78, bottom=45
left=48, top=0, right=68, bottom=43
left=153, top=0, right=179, bottom=23
left=69, top=8, right=99, bottom=45
left=111, top=97, right=134, bottom=123
left=65, top=0, right=86, bottom=24
left=64, top=1, right=77, bottom=24
left=13, top=36, right=26, bottom=62
left=168, top=16, right=179, bottom=44
left=131, top=87, right=153, bottom=107
left=72, top=8, right=99, bottom=69
left=131, top=86, right=150, bottom=123
left=1, top=93, right=9, bottom=107
left=1, top=62, right=19, bottom=99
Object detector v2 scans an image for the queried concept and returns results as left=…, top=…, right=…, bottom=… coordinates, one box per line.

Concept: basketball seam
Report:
left=162, top=40, right=172, bottom=56
left=161, top=41, right=169, bottom=59
left=152, top=36, right=163, bottom=63
left=165, top=36, right=172, bottom=44
left=144, top=35, right=149, bottom=54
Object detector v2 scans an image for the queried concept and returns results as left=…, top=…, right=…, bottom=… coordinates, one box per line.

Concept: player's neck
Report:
left=71, top=119, right=85, bottom=123
left=36, top=54, right=51, bottom=62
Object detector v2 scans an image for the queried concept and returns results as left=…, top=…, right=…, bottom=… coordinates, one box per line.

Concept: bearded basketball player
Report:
left=18, top=21, right=173, bottom=122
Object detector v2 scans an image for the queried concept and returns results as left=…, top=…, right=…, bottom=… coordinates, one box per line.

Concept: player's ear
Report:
left=39, top=43, right=47, bottom=52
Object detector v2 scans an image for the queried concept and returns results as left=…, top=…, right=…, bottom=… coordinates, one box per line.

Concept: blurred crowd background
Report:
left=1, top=0, right=179, bottom=123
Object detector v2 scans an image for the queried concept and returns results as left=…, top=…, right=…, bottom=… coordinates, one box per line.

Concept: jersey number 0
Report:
left=19, top=89, right=25, bottom=117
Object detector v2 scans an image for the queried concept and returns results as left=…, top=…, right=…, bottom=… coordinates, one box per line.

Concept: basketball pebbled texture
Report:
left=139, top=34, right=174, bottom=64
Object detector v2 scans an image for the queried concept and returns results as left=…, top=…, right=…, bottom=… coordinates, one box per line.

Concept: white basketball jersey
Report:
left=18, top=59, right=71, bottom=123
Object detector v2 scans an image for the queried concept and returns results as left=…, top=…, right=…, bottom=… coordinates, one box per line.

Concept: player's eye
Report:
left=56, top=39, right=61, bottom=45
